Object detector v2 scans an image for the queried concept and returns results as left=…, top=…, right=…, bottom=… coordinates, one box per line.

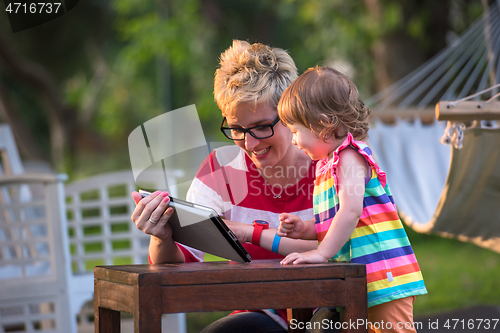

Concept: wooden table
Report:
left=94, top=259, right=367, bottom=333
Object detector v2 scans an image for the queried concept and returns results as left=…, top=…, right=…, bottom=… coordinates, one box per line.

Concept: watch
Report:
left=252, top=220, right=269, bottom=246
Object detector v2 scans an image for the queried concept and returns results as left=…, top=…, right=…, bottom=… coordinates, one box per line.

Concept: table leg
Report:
left=94, top=279, right=121, bottom=333
left=287, top=308, right=313, bottom=333
left=134, top=285, right=162, bottom=333
left=95, top=307, right=120, bottom=333
left=341, top=277, right=368, bottom=333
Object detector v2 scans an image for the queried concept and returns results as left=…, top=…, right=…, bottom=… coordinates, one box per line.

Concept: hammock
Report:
left=366, top=2, right=500, bottom=253
left=365, top=2, right=500, bottom=108
left=368, top=121, right=500, bottom=253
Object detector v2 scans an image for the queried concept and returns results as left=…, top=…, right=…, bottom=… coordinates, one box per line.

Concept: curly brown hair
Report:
left=278, top=66, right=370, bottom=140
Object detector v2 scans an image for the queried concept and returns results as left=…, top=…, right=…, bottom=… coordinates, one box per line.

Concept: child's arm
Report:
left=281, top=148, right=366, bottom=264
left=277, top=213, right=317, bottom=239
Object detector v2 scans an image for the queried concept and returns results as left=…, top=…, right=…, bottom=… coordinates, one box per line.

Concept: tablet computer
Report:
left=139, top=191, right=251, bottom=263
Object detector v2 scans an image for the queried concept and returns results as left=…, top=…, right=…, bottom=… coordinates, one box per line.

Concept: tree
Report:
left=0, top=0, right=485, bottom=177
left=0, top=1, right=111, bottom=172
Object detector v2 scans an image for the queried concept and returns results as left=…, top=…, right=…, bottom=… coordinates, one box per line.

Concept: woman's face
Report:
left=225, top=102, right=294, bottom=171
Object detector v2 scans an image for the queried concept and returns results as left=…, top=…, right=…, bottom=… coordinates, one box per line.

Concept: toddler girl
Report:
left=277, top=67, right=427, bottom=333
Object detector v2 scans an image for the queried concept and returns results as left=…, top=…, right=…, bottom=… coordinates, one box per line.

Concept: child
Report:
left=277, top=67, right=427, bottom=333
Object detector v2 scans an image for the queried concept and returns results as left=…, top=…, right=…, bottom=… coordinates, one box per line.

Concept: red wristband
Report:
left=252, top=220, right=269, bottom=246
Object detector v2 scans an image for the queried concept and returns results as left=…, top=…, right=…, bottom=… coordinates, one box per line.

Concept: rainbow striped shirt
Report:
left=314, top=133, right=427, bottom=307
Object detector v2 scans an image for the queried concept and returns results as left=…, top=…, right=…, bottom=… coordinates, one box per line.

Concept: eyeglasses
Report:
left=220, top=115, right=281, bottom=141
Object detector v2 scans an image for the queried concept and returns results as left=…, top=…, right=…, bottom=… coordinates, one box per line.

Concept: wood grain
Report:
left=94, top=259, right=368, bottom=333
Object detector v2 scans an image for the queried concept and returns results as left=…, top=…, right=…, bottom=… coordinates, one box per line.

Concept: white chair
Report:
left=65, top=170, right=187, bottom=333
left=0, top=124, right=75, bottom=333
left=0, top=123, right=187, bottom=332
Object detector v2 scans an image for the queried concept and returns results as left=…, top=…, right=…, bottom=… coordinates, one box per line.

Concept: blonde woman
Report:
left=131, top=40, right=319, bottom=332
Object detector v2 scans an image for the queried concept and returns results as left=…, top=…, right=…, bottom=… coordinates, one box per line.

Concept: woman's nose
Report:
left=244, top=133, right=260, bottom=150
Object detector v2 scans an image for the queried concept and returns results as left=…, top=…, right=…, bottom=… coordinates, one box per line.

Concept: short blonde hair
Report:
left=278, top=66, right=370, bottom=140
left=214, top=40, right=298, bottom=115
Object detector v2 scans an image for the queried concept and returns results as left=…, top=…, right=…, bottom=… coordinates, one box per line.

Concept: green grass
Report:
left=184, top=253, right=231, bottom=332
left=184, top=227, right=500, bottom=331
left=406, top=225, right=500, bottom=316
left=186, top=311, right=232, bottom=333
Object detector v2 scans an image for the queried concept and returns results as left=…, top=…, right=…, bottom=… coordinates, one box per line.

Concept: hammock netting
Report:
left=366, top=2, right=500, bottom=253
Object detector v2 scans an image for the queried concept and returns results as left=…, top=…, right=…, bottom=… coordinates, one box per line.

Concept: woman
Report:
left=131, top=40, right=319, bottom=332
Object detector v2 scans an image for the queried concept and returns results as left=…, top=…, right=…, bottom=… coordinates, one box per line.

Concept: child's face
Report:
left=288, top=123, right=341, bottom=160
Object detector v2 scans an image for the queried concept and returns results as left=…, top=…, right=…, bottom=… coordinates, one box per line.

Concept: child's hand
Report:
left=278, top=213, right=305, bottom=238
left=280, top=250, right=329, bottom=265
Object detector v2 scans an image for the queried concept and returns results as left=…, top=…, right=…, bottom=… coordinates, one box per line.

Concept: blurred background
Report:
left=0, top=0, right=486, bottom=178
left=0, top=1, right=499, bottom=332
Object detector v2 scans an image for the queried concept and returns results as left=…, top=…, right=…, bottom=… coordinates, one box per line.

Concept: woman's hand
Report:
left=280, top=250, right=329, bottom=265
left=224, top=219, right=253, bottom=243
left=131, top=191, right=175, bottom=241
left=277, top=213, right=306, bottom=238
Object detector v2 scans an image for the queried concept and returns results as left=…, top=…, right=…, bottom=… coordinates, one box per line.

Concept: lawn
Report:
left=406, top=226, right=500, bottom=316
left=185, top=226, right=500, bottom=332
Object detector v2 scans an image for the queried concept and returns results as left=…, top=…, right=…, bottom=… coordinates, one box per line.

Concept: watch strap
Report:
left=252, top=224, right=265, bottom=246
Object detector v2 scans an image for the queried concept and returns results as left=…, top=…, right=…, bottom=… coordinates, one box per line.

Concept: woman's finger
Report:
left=131, top=191, right=161, bottom=224
left=151, top=196, right=175, bottom=227
left=148, top=205, right=175, bottom=240
left=147, top=191, right=170, bottom=223
left=157, top=206, right=175, bottom=225
left=140, top=192, right=167, bottom=223
left=131, top=191, right=143, bottom=204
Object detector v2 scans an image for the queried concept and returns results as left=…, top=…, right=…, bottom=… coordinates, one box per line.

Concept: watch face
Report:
left=253, top=220, right=269, bottom=226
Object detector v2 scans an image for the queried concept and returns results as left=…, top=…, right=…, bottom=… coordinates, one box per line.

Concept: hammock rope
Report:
left=366, top=2, right=500, bottom=253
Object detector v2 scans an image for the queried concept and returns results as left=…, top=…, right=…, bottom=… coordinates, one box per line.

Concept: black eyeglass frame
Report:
left=220, top=115, right=281, bottom=141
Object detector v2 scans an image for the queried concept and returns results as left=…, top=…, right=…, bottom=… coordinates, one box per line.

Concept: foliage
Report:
left=0, top=0, right=486, bottom=177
